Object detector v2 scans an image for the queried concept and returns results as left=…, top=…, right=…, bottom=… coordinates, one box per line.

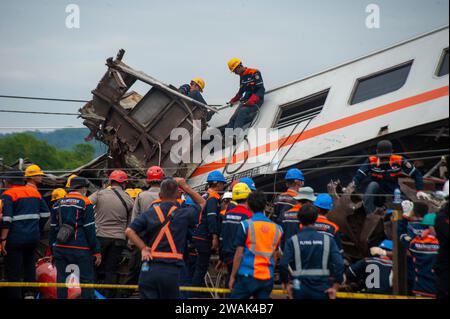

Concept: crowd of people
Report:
left=0, top=140, right=448, bottom=300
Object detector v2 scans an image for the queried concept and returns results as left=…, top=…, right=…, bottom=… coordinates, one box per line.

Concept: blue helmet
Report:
left=313, top=193, right=333, bottom=211
left=184, top=195, right=195, bottom=206
left=240, top=177, right=256, bottom=191
left=285, top=168, right=304, bottom=181
left=207, top=170, right=227, bottom=183
left=379, top=240, right=393, bottom=251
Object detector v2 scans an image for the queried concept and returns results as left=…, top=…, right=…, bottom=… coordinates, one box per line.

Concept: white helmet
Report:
left=222, top=192, right=232, bottom=200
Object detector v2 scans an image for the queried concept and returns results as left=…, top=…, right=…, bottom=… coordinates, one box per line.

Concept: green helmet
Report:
left=421, top=213, right=437, bottom=226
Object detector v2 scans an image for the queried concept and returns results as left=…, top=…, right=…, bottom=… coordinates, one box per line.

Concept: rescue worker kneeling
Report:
left=125, top=178, right=206, bottom=299
left=229, top=190, right=282, bottom=299
left=280, top=205, right=344, bottom=299
left=50, top=177, right=101, bottom=299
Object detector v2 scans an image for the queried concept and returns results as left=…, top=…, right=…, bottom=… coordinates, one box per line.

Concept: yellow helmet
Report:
left=228, top=58, right=242, bottom=72
left=232, top=182, right=251, bottom=201
left=51, top=188, right=67, bottom=201
left=191, top=77, right=205, bottom=92
left=134, top=188, right=143, bottom=196
left=24, top=164, right=45, bottom=177
left=65, top=174, right=78, bottom=188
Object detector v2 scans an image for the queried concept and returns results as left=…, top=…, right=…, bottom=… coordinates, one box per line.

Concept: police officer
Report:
left=125, top=178, right=206, bottom=299
left=179, top=77, right=207, bottom=105
left=0, top=169, right=50, bottom=299
left=89, top=170, right=134, bottom=298
left=190, top=170, right=226, bottom=297
left=219, top=183, right=253, bottom=287
left=132, top=166, right=165, bottom=221
left=280, top=205, right=344, bottom=299
left=229, top=190, right=282, bottom=299
left=279, top=187, right=316, bottom=250
left=225, top=58, right=265, bottom=130
left=312, top=194, right=343, bottom=254
left=350, top=140, right=427, bottom=215
left=347, top=240, right=393, bottom=295
left=50, top=177, right=101, bottom=299
left=273, top=168, right=305, bottom=223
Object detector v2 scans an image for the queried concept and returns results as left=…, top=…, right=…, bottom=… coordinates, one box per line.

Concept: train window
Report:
left=274, top=89, right=328, bottom=129
left=350, top=61, right=413, bottom=105
left=436, top=48, right=449, bottom=77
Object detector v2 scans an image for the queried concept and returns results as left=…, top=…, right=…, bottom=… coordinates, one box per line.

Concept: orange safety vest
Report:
left=245, top=219, right=282, bottom=280
left=150, top=205, right=183, bottom=260
left=369, top=155, right=403, bottom=179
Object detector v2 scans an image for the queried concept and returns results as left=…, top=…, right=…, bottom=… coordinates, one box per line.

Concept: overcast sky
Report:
left=0, top=0, right=448, bottom=132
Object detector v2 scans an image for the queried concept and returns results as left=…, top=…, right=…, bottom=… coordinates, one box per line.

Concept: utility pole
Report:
left=392, top=207, right=408, bottom=295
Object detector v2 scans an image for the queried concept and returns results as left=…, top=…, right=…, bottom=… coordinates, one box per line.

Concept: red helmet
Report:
left=109, top=170, right=128, bottom=183
left=36, top=257, right=81, bottom=299
left=146, top=166, right=164, bottom=182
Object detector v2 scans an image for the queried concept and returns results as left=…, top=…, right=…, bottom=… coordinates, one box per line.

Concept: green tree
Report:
left=0, top=133, right=95, bottom=170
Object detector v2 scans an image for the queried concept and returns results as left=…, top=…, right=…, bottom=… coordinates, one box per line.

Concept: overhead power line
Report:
left=0, top=95, right=89, bottom=103
left=0, top=109, right=79, bottom=116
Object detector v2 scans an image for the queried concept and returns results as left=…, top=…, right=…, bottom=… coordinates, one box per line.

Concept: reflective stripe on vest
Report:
left=247, top=220, right=280, bottom=258
left=150, top=205, right=183, bottom=260
left=290, top=234, right=330, bottom=277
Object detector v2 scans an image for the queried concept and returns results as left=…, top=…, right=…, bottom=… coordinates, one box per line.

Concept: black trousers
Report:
left=97, top=237, right=126, bottom=298
left=139, top=262, right=181, bottom=299
left=4, top=242, right=38, bottom=299
left=190, top=239, right=212, bottom=298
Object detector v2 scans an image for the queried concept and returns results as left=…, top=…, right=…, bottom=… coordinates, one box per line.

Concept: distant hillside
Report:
left=1, top=128, right=106, bottom=158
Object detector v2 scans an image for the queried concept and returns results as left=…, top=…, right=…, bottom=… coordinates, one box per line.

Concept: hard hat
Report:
left=421, top=213, right=437, bottom=226
left=285, top=168, right=304, bottom=181
left=207, top=170, right=227, bottom=183
left=65, top=174, right=78, bottom=188
left=379, top=240, right=393, bottom=251
left=313, top=193, right=334, bottom=211
left=146, top=166, right=165, bottom=182
left=36, top=257, right=81, bottom=299
left=191, top=77, right=205, bottom=92
left=109, top=170, right=128, bottom=183
left=51, top=188, right=67, bottom=201
left=125, top=188, right=137, bottom=198
left=70, top=177, right=90, bottom=189
left=134, top=188, right=143, bottom=196
left=222, top=191, right=233, bottom=200
left=239, top=177, right=256, bottom=191
left=376, top=140, right=393, bottom=157
left=184, top=195, right=195, bottom=206
left=294, top=187, right=317, bottom=202
left=228, top=58, right=242, bottom=72
left=24, top=164, right=44, bottom=177
left=232, top=182, right=251, bottom=201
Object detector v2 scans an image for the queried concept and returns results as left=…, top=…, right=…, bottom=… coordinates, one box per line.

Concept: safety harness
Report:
left=150, top=205, right=183, bottom=260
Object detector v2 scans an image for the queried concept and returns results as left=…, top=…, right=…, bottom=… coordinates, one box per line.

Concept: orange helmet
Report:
left=36, top=257, right=81, bottom=299
left=146, top=166, right=165, bottom=182
left=109, top=170, right=128, bottom=183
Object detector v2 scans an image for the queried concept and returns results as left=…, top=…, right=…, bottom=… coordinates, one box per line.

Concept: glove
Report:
left=370, top=247, right=387, bottom=256
left=417, top=191, right=431, bottom=201
left=401, top=200, right=414, bottom=218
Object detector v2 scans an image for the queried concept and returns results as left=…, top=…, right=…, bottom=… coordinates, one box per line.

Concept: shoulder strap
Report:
left=111, top=188, right=130, bottom=213
left=148, top=205, right=178, bottom=247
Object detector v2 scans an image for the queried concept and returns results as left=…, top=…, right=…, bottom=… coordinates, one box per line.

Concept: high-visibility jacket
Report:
left=273, top=189, right=298, bottom=223
left=280, top=227, right=344, bottom=292
left=408, top=233, right=440, bottom=297
left=229, top=68, right=265, bottom=107
left=313, top=215, right=343, bottom=253
left=348, top=256, right=393, bottom=295
left=234, top=212, right=282, bottom=280
left=50, top=192, right=100, bottom=253
left=1, top=185, right=50, bottom=244
left=129, top=201, right=201, bottom=266
left=219, top=204, right=253, bottom=263
left=192, top=189, right=221, bottom=241
left=279, top=203, right=301, bottom=250
left=353, top=155, right=424, bottom=192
